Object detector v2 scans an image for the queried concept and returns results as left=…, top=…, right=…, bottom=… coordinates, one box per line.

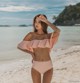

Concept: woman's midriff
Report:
left=32, top=47, right=51, bottom=61
left=33, top=55, right=51, bottom=61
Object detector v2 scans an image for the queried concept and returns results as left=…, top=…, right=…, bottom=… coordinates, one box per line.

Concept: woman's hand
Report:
left=36, top=15, right=48, bottom=24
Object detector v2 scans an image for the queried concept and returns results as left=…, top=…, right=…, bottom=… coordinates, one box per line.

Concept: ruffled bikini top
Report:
left=17, top=32, right=59, bottom=53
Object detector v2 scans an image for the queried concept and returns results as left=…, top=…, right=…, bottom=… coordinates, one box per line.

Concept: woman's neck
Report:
left=37, top=30, right=44, bottom=35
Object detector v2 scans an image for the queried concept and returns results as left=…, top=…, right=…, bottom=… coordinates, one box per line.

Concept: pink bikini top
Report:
left=17, top=32, right=59, bottom=53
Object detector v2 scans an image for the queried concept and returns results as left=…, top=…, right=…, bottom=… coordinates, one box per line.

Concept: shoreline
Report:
left=0, top=45, right=80, bottom=83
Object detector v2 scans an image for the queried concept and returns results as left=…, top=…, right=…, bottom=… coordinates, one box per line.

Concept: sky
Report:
left=0, top=0, right=80, bottom=25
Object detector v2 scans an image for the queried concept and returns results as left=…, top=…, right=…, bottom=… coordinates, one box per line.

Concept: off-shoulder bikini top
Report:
left=17, top=32, right=59, bottom=53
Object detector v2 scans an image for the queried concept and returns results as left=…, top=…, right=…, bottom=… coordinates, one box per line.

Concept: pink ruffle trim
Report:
left=17, top=33, right=59, bottom=52
left=17, top=39, right=51, bottom=52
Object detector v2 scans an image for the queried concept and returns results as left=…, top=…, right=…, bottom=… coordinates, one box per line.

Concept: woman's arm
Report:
left=17, top=46, right=35, bottom=59
left=37, top=15, right=61, bottom=48
left=46, top=20, right=60, bottom=33
left=46, top=20, right=60, bottom=38
left=37, top=15, right=60, bottom=37
left=17, top=46, right=33, bottom=54
left=17, top=32, right=35, bottom=57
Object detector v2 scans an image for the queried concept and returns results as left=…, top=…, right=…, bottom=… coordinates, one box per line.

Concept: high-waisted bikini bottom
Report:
left=32, top=60, right=53, bottom=74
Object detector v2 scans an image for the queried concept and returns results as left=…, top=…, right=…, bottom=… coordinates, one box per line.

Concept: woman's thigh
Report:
left=43, top=68, right=53, bottom=83
left=31, top=67, right=41, bottom=83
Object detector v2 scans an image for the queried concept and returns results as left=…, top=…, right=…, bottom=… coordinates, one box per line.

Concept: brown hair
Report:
left=33, top=14, right=48, bottom=34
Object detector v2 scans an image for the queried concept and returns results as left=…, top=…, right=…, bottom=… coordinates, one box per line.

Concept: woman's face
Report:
left=34, top=17, right=42, bottom=30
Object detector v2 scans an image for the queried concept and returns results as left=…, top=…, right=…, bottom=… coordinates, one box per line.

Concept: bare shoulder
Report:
left=26, top=31, right=33, bottom=37
left=23, top=32, right=33, bottom=41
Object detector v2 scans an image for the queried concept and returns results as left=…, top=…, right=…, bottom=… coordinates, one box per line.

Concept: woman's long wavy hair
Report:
left=33, top=14, right=48, bottom=34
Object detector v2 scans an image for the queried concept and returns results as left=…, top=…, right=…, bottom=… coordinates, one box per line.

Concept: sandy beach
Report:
left=0, top=0, right=80, bottom=82
left=0, top=45, right=80, bottom=83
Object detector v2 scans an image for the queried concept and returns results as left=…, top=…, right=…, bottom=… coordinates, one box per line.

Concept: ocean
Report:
left=0, top=26, right=80, bottom=61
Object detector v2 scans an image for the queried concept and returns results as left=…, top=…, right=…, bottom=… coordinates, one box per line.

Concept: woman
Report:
left=17, top=14, right=60, bottom=83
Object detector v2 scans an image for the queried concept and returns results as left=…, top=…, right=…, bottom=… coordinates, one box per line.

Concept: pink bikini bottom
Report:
left=32, top=60, right=53, bottom=74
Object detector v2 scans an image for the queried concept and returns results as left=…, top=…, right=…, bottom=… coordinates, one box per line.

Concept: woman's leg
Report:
left=31, top=67, right=41, bottom=83
left=43, top=68, right=53, bottom=83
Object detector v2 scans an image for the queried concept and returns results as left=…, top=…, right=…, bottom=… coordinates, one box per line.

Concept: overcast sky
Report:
left=0, top=0, right=80, bottom=25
